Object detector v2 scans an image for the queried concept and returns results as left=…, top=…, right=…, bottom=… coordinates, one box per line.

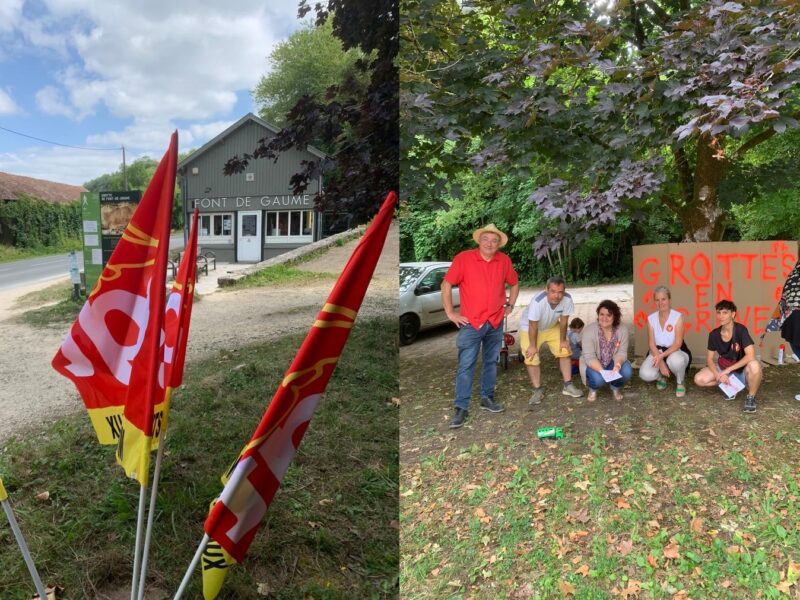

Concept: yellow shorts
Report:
left=520, top=325, right=571, bottom=366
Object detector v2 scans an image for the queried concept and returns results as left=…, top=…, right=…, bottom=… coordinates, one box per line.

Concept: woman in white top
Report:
left=639, top=285, right=692, bottom=397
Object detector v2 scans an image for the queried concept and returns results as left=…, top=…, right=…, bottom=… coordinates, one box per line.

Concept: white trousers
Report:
left=639, top=350, right=690, bottom=384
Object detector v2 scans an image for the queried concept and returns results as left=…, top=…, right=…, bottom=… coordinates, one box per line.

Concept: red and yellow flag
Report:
left=52, top=132, right=179, bottom=486
left=200, top=191, right=397, bottom=599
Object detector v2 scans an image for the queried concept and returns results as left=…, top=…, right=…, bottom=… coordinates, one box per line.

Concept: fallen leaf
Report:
left=558, top=580, right=576, bottom=596
left=615, top=497, right=631, bottom=509
left=690, top=517, right=704, bottom=534
left=569, top=507, right=590, bottom=523
left=473, top=507, right=486, bottom=518
left=642, top=482, right=656, bottom=495
left=617, top=539, right=633, bottom=556
left=721, top=579, right=731, bottom=588
left=390, top=397, right=401, bottom=406
left=776, top=581, right=792, bottom=594
left=318, top=498, right=333, bottom=506
left=726, top=545, right=742, bottom=554
left=620, top=579, right=641, bottom=598
left=645, top=464, right=657, bottom=474
left=672, top=591, right=688, bottom=599
left=447, top=580, right=462, bottom=587
left=537, top=487, right=552, bottom=497
left=623, top=488, right=635, bottom=497
left=575, top=564, right=590, bottom=576
left=647, top=554, right=658, bottom=568
left=663, top=542, right=680, bottom=559
left=573, top=480, right=591, bottom=491
left=431, top=568, right=440, bottom=576
left=256, top=582, right=270, bottom=595
left=35, top=491, right=50, bottom=502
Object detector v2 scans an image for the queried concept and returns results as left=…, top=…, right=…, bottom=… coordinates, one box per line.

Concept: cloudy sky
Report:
left=0, top=0, right=304, bottom=186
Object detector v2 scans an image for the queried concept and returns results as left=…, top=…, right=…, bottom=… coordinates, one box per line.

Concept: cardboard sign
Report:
left=633, top=241, right=798, bottom=363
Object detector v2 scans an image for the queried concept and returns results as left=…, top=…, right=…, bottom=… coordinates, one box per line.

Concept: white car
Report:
left=399, top=262, right=460, bottom=345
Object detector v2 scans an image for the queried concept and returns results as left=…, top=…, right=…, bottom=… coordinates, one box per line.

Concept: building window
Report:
left=198, top=213, right=233, bottom=244
left=265, top=210, right=313, bottom=242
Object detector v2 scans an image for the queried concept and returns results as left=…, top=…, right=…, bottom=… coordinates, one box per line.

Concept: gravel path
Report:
left=0, top=221, right=398, bottom=446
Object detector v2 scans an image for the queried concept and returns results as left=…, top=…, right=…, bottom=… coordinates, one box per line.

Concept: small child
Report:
left=567, top=317, right=584, bottom=375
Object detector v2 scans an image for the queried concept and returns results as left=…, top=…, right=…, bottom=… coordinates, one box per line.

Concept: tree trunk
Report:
left=676, top=134, right=729, bottom=242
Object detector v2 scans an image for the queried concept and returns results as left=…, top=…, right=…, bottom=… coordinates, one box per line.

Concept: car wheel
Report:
left=399, top=314, right=420, bottom=346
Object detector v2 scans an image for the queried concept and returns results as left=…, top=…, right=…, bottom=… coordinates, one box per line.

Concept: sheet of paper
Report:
left=83, top=220, right=98, bottom=233
left=91, top=248, right=102, bottom=265
left=718, top=374, right=745, bottom=398
left=600, top=369, right=623, bottom=383
left=84, top=234, right=99, bottom=247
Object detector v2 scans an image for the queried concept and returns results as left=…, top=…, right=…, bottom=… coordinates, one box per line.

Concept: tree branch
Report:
left=629, top=1, right=646, bottom=50
left=672, top=146, right=693, bottom=204
left=733, top=111, right=800, bottom=159
left=643, top=0, right=672, bottom=29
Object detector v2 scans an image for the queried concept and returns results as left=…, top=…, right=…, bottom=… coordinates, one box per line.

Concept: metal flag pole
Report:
left=136, top=421, right=169, bottom=600
left=130, top=483, right=149, bottom=600
left=0, top=477, right=49, bottom=600
left=174, top=534, right=209, bottom=600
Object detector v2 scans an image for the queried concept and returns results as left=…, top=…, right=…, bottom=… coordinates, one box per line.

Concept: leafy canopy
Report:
left=403, top=0, right=800, bottom=250
left=225, top=0, right=399, bottom=224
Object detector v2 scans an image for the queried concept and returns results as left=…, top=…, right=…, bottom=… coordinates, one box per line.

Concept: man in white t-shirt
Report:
left=520, top=276, right=583, bottom=404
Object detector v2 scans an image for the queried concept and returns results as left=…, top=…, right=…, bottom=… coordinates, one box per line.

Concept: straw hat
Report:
left=472, top=223, right=508, bottom=248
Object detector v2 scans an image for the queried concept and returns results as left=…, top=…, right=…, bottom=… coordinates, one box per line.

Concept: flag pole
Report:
left=174, top=534, right=209, bottom=600
left=0, top=478, right=49, bottom=600
left=130, top=483, right=149, bottom=600
left=136, top=419, right=169, bottom=600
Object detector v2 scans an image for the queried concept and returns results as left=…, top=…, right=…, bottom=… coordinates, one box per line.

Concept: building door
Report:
left=237, top=211, right=261, bottom=262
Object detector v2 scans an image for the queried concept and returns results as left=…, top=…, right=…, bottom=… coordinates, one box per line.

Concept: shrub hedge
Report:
left=0, top=195, right=81, bottom=248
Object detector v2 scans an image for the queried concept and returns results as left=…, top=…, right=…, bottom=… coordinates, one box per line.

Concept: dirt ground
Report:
left=400, top=290, right=800, bottom=465
left=0, top=221, right=398, bottom=447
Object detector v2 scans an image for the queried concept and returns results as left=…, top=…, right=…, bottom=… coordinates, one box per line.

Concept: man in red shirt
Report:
left=442, top=224, right=519, bottom=429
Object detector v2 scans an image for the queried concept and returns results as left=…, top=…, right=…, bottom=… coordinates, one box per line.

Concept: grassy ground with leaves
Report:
left=0, top=316, right=398, bottom=599
left=400, top=328, right=800, bottom=599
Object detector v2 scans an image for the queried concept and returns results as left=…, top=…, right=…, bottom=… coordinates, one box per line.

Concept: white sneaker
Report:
left=795, top=394, right=800, bottom=401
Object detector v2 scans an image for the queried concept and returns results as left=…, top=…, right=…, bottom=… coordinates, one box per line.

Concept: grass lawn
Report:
left=0, top=315, right=398, bottom=599
left=400, top=329, right=800, bottom=599
left=228, top=264, right=336, bottom=290
left=0, top=240, right=81, bottom=264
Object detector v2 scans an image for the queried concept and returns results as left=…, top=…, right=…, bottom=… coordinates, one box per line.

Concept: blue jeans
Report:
left=454, top=322, right=503, bottom=410
left=585, top=360, right=633, bottom=391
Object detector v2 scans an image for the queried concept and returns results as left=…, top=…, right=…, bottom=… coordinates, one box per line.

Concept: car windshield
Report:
left=400, top=266, right=425, bottom=292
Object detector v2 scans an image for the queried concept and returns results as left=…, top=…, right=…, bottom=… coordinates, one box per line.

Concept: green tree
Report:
left=84, top=153, right=193, bottom=229
left=253, top=18, right=366, bottom=134
left=225, top=0, right=399, bottom=224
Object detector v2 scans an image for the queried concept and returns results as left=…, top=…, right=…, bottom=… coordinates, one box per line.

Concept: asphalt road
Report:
left=0, top=233, right=185, bottom=292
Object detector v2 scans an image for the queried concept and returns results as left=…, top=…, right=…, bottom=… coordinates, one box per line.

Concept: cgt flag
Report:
left=201, top=191, right=397, bottom=599
left=52, top=132, right=178, bottom=486
left=160, top=207, right=200, bottom=434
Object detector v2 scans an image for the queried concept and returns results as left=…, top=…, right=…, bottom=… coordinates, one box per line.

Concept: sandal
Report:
left=676, top=384, right=686, bottom=398
left=587, top=390, right=597, bottom=402
left=656, top=377, right=667, bottom=391
left=612, top=388, right=624, bottom=401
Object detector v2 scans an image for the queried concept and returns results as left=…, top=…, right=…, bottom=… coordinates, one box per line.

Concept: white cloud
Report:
left=1, top=1, right=304, bottom=185
left=0, top=145, right=123, bottom=186
left=35, top=85, right=75, bottom=117
left=0, top=89, right=20, bottom=115
left=35, top=1, right=299, bottom=122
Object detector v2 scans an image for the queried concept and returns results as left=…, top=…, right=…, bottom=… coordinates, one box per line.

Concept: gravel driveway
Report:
left=0, top=221, right=398, bottom=445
